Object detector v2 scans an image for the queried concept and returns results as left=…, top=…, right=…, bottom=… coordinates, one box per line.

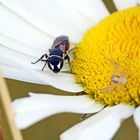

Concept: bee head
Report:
left=48, top=48, right=64, bottom=73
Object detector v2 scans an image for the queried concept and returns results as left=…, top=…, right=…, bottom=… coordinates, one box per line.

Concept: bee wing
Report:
left=52, top=35, right=69, bottom=48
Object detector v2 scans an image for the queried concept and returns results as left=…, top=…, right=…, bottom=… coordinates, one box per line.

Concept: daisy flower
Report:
left=0, top=0, right=140, bottom=140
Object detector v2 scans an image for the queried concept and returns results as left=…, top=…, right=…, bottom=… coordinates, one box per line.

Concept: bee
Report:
left=100, top=60, right=127, bottom=93
left=31, top=35, right=73, bottom=73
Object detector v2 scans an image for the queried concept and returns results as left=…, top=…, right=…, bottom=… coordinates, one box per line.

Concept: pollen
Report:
left=72, top=7, right=140, bottom=106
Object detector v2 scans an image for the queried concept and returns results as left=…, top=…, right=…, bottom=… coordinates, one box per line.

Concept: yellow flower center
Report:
left=72, top=7, right=140, bottom=106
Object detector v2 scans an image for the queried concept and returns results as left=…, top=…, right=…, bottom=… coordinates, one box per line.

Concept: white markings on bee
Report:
left=57, top=62, right=61, bottom=69
left=49, top=63, right=54, bottom=70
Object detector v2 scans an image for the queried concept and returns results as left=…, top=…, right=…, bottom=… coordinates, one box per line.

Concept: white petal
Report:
left=70, top=0, right=110, bottom=23
left=113, top=0, right=137, bottom=10
left=133, top=106, right=140, bottom=140
left=25, top=70, right=83, bottom=92
left=1, top=64, right=77, bottom=85
left=0, top=34, right=44, bottom=57
left=12, top=93, right=104, bottom=129
left=0, top=44, right=40, bottom=70
left=0, top=44, right=83, bottom=92
left=0, top=0, right=108, bottom=43
left=1, top=64, right=47, bottom=85
left=61, top=104, right=134, bottom=140
left=0, top=0, right=82, bottom=42
left=1, top=63, right=76, bottom=85
left=138, top=0, right=140, bottom=5
left=0, top=5, right=53, bottom=49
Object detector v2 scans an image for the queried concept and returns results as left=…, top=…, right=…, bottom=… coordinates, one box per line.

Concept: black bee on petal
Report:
left=31, top=35, right=73, bottom=73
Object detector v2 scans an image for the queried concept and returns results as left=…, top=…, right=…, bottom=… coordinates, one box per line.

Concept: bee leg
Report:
left=44, top=54, right=48, bottom=59
left=41, top=61, right=48, bottom=71
left=65, top=55, right=72, bottom=72
left=68, top=48, right=75, bottom=53
left=31, top=54, right=48, bottom=64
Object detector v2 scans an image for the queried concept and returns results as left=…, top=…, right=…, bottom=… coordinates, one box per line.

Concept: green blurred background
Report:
left=0, top=0, right=139, bottom=139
